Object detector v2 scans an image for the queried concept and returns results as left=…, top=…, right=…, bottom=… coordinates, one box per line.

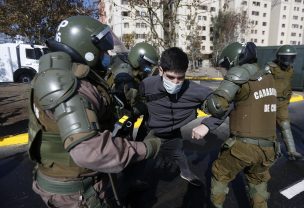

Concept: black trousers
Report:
left=158, top=134, right=193, bottom=177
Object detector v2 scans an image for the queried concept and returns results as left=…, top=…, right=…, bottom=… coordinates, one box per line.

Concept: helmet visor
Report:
left=279, top=55, right=296, bottom=66
left=218, top=56, right=231, bottom=69
left=138, top=57, right=154, bottom=73
left=92, top=26, right=114, bottom=51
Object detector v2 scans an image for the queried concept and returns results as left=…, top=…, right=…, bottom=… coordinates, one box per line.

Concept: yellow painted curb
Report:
left=290, top=93, right=304, bottom=103
left=0, top=133, right=28, bottom=147
left=186, top=76, right=223, bottom=81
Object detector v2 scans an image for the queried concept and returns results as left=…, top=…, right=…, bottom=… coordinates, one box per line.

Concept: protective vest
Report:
left=28, top=64, right=115, bottom=179
left=266, top=62, right=293, bottom=101
left=230, top=73, right=276, bottom=140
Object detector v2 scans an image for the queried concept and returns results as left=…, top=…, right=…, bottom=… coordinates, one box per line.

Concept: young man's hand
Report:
left=192, top=124, right=209, bottom=140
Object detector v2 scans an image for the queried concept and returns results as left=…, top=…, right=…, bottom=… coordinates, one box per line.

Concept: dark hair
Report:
left=160, top=47, right=189, bottom=73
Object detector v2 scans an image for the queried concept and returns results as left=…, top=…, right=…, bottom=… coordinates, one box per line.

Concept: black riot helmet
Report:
left=218, top=42, right=257, bottom=69
left=276, top=45, right=297, bottom=68
left=46, top=15, right=114, bottom=69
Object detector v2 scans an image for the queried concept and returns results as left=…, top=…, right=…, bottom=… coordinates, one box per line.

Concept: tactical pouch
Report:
left=222, top=137, right=236, bottom=150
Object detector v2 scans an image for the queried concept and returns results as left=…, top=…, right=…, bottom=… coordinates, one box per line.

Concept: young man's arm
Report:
left=192, top=103, right=233, bottom=140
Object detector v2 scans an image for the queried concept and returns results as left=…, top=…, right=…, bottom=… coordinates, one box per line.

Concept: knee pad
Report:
left=249, top=182, right=270, bottom=202
left=210, top=177, right=229, bottom=208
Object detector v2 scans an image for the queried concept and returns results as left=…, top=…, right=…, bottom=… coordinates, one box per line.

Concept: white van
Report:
left=0, top=43, right=48, bottom=83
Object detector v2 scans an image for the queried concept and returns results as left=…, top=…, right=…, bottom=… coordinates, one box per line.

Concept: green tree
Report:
left=0, top=0, right=93, bottom=44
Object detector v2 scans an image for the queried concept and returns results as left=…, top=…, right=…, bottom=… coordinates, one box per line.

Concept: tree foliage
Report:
left=0, top=0, right=93, bottom=44
left=127, top=0, right=182, bottom=50
left=211, top=10, right=248, bottom=66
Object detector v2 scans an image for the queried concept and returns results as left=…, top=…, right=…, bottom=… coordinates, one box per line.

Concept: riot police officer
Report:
left=204, top=42, right=277, bottom=208
left=265, top=45, right=303, bottom=160
left=106, top=42, right=159, bottom=139
left=28, top=16, right=161, bottom=208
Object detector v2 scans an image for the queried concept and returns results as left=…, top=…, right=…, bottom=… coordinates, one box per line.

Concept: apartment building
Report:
left=102, top=0, right=303, bottom=54
left=103, top=0, right=222, bottom=56
left=226, top=0, right=272, bottom=46
left=176, top=0, right=222, bottom=55
left=104, top=0, right=163, bottom=49
left=269, top=0, right=304, bottom=45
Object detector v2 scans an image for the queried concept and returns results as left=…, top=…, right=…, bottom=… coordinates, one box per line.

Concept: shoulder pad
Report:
left=225, top=66, right=251, bottom=84
left=33, top=52, right=77, bottom=110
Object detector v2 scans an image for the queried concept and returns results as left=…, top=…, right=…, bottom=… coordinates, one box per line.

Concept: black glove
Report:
left=133, top=101, right=148, bottom=119
left=143, top=137, right=161, bottom=159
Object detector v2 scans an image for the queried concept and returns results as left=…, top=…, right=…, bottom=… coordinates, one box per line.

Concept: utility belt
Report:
left=35, top=171, right=106, bottom=207
left=232, top=136, right=275, bottom=148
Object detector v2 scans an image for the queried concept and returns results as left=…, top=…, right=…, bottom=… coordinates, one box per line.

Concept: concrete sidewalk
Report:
left=186, top=67, right=223, bottom=80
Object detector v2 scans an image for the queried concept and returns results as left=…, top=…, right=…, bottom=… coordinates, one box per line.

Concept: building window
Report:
left=283, top=15, right=286, bottom=19
left=291, top=32, right=296, bottom=36
left=252, top=11, right=259, bottom=16
left=210, top=46, right=213, bottom=50
left=198, top=16, right=202, bottom=20
left=124, top=23, right=129, bottom=28
left=200, top=5, right=208, bottom=10
left=264, top=3, right=267, bottom=7
left=254, top=39, right=257, bottom=43
left=295, top=0, right=301, bottom=2
left=122, top=11, right=130, bottom=16
left=261, top=39, right=264, bottom=43
left=281, top=32, right=285, bottom=36
left=202, top=36, right=206, bottom=40
left=262, top=22, right=267, bottom=26
left=284, top=6, right=287, bottom=10
left=263, top=13, right=266, bottom=17
left=187, top=25, right=190, bottom=30
left=203, top=16, right=207, bottom=20
left=262, top=31, right=265, bottom=35
left=141, top=23, right=147, bottom=28
left=136, top=23, right=140, bottom=28
left=280, top=40, right=283, bottom=44
left=141, top=11, right=146, bottom=16
left=292, top=24, right=299, bottom=28
left=210, top=7, right=216, bottom=12
left=202, top=46, right=205, bottom=50
left=242, top=1, right=247, bottom=5
left=293, top=15, right=298, bottom=20
left=203, top=26, right=206, bottom=30
left=282, top=24, right=285, bottom=28
left=253, top=1, right=260, bottom=6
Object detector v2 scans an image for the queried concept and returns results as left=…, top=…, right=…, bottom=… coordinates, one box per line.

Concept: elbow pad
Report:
left=204, top=94, right=230, bottom=118
left=214, top=80, right=240, bottom=102
left=54, top=94, right=99, bottom=151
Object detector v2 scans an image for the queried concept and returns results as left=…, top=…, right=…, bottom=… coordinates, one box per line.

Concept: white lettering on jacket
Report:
left=254, top=88, right=277, bottom=100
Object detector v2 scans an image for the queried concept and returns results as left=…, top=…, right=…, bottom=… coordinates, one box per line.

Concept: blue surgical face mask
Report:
left=162, top=76, right=183, bottom=94
left=101, top=53, right=111, bottom=69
